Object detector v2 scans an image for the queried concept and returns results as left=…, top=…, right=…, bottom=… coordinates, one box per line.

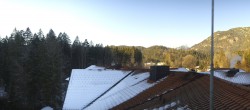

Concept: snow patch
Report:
left=65, top=77, right=69, bottom=81
left=85, top=65, right=105, bottom=70
left=171, top=68, right=189, bottom=72
left=153, top=100, right=190, bottom=110
left=41, top=106, right=53, bottom=110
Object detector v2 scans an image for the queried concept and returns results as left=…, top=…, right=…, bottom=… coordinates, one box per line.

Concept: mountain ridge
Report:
left=112, top=26, right=250, bottom=53
left=191, top=27, right=250, bottom=52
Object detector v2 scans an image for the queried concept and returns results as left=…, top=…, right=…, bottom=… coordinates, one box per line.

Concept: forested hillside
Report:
left=191, top=27, right=250, bottom=71
left=140, top=45, right=209, bottom=69
left=141, top=27, right=250, bottom=71
left=192, top=27, right=250, bottom=52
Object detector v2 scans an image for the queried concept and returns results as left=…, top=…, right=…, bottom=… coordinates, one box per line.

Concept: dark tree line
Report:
left=110, top=46, right=142, bottom=67
left=0, top=28, right=143, bottom=109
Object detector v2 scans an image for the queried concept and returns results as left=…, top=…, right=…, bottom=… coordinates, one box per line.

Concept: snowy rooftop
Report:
left=85, top=72, right=155, bottom=110
left=63, top=65, right=131, bottom=110
left=199, top=70, right=250, bottom=85
left=170, top=68, right=189, bottom=72
left=63, top=66, right=250, bottom=110
left=63, top=65, right=156, bottom=110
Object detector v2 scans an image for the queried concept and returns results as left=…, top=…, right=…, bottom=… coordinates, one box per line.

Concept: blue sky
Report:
left=0, top=0, right=250, bottom=47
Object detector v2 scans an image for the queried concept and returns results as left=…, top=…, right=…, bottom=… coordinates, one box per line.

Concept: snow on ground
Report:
left=63, top=65, right=130, bottom=110
left=65, top=77, right=69, bottom=81
left=171, top=68, right=189, bottom=72
left=41, top=106, right=53, bottom=110
left=0, top=87, right=7, bottom=98
left=199, top=71, right=250, bottom=85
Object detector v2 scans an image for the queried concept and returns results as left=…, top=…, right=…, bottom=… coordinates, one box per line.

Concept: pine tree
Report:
left=0, top=38, right=4, bottom=85
left=23, top=27, right=33, bottom=45
left=71, top=36, right=82, bottom=68
left=57, top=32, right=71, bottom=77
left=134, top=48, right=142, bottom=67
left=0, top=38, right=9, bottom=89
left=7, top=30, right=28, bottom=109
left=103, top=46, right=113, bottom=66
left=83, top=39, right=89, bottom=68
left=26, top=33, right=47, bottom=109
left=39, top=29, right=63, bottom=109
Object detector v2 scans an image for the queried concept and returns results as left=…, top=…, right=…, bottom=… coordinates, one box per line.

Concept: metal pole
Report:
left=210, top=0, right=215, bottom=110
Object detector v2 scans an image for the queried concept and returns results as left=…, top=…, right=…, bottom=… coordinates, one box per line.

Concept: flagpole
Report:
left=210, top=0, right=215, bottom=109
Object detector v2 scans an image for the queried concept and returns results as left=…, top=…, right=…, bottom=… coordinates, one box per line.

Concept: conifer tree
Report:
left=71, top=36, right=82, bottom=68
left=7, top=30, right=28, bottom=109
left=57, top=32, right=71, bottom=77
left=26, top=33, right=47, bottom=109
left=40, top=29, right=63, bottom=109
left=23, top=27, right=33, bottom=45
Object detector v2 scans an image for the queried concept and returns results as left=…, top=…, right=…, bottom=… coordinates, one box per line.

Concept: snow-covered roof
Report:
left=85, top=72, right=155, bottom=110
left=199, top=71, right=250, bottom=85
left=171, top=68, right=189, bottom=72
left=213, top=68, right=245, bottom=72
left=85, top=65, right=105, bottom=70
left=63, top=65, right=160, bottom=110
left=63, top=65, right=131, bottom=110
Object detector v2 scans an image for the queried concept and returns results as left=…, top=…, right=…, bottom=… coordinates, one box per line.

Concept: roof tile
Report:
left=113, top=72, right=250, bottom=110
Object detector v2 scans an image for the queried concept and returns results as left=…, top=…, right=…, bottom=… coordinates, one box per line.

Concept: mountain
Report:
left=191, top=27, right=250, bottom=52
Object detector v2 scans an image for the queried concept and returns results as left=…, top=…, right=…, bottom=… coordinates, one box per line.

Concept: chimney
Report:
left=226, top=68, right=239, bottom=77
left=149, top=66, right=169, bottom=81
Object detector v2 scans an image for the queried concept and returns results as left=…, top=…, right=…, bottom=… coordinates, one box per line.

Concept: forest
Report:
left=0, top=27, right=250, bottom=109
left=0, top=28, right=142, bottom=109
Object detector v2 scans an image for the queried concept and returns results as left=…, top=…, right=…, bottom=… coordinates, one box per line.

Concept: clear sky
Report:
left=1, top=0, right=250, bottom=48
